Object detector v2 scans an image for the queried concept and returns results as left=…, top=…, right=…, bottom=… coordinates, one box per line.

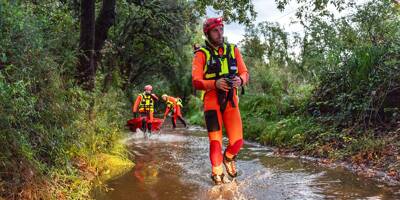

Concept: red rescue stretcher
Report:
left=126, top=117, right=164, bottom=132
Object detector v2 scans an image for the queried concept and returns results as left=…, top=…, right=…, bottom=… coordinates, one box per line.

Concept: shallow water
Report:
left=94, top=127, right=400, bottom=200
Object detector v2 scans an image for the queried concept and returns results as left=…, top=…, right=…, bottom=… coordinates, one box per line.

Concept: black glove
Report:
left=133, top=112, right=139, bottom=118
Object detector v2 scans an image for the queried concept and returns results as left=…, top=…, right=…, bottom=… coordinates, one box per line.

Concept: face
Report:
left=162, top=96, right=167, bottom=101
left=144, top=89, right=151, bottom=94
left=193, top=44, right=200, bottom=51
left=208, top=25, right=224, bottom=46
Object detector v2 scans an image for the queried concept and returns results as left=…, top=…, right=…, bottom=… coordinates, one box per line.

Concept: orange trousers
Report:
left=203, top=90, right=243, bottom=175
left=172, top=105, right=188, bottom=128
left=140, top=111, right=153, bottom=132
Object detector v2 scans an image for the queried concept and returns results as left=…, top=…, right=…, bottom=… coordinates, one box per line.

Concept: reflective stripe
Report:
left=200, top=47, right=211, bottom=73
left=166, top=99, right=174, bottom=108
left=220, top=55, right=229, bottom=75
left=205, top=73, right=216, bottom=79
left=230, top=44, right=236, bottom=58
left=138, top=93, right=154, bottom=112
left=200, top=90, right=205, bottom=101
left=220, top=43, right=229, bottom=75
left=177, top=98, right=183, bottom=107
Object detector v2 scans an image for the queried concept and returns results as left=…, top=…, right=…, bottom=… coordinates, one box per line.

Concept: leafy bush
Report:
left=185, top=95, right=205, bottom=126
left=0, top=2, right=131, bottom=198
left=308, top=1, right=400, bottom=127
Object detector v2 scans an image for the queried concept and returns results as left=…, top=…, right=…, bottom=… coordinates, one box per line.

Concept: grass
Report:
left=185, top=95, right=205, bottom=126
left=0, top=82, right=134, bottom=199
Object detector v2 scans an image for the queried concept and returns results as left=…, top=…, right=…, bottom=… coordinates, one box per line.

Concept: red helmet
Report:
left=203, top=17, right=224, bottom=35
left=144, top=85, right=152, bottom=91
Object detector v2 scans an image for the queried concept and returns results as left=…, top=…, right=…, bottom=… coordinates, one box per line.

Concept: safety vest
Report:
left=138, top=93, right=154, bottom=112
left=176, top=98, right=183, bottom=107
left=196, top=43, right=238, bottom=100
left=166, top=97, right=183, bottom=109
left=197, top=42, right=238, bottom=80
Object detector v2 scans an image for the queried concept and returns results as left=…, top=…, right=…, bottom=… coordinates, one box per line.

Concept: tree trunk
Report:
left=94, top=0, right=116, bottom=65
left=77, top=0, right=96, bottom=91
left=77, top=0, right=116, bottom=91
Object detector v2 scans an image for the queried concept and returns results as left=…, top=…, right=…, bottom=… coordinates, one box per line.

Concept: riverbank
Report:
left=186, top=94, right=400, bottom=187
left=247, top=115, right=400, bottom=186
left=1, top=131, right=133, bottom=200
left=271, top=130, right=400, bottom=186
left=240, top=95, right=400, bottom=186
left=0, top=88, right=134, bottom=199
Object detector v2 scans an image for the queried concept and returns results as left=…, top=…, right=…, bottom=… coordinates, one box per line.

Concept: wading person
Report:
left=162, top=94, right=188, bottom=128
left=191, top=17, right=249, bottom=185
left=132, top=85, right=159, bottom=133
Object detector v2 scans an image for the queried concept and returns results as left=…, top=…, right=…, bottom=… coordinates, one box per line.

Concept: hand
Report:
left=133, top=112, right=138, bottom=118
left=231, top=76, right=242, bottom=88
left=216, top=78, right=230, bottom=92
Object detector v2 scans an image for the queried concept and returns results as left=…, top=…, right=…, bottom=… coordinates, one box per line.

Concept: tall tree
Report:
left=94, top=0, right=116, bottom=66
left=77, top=0, right=116, bottom=91
left=76, top=0, right=96, bottom=90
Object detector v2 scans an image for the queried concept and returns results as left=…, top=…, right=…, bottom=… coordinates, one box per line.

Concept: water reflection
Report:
left=94, top=128, right=400, bottom=200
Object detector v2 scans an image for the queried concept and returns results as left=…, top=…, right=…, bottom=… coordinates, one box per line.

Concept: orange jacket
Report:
left=192, top=45, right=249, bottom=91
left=163, top=96, right=179, bottom=117
left=166, top=96, right=177, bottom=104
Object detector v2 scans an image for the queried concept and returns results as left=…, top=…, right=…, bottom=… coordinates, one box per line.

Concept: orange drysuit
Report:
left=163, top=96, right=187, bottom=128
left=133, top=93, right=159, bottom=131
left=192, top=42, right=249, bottom=175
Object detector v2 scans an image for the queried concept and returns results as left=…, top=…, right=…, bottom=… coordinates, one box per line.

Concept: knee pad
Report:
left=227, top=139, right=243, bottom=156
left=204, top=110, right=220, bottom=132
left=210, top=140, right=222, bottom=166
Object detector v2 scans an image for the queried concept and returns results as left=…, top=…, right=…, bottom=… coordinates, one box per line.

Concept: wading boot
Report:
left=147, top=123, right=152, bottom=134
left=223, top=150, right=238, bottom=178
left=211, top=173, right=225, bottom=185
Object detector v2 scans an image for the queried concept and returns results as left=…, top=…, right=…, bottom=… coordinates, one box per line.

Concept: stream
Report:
left=94, top=127, right=400, bottom=200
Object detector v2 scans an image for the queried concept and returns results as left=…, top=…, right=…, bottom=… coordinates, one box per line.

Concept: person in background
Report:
left=161, top=94, right=188, bottom=129
left=132, top=85, right=159, bottom=133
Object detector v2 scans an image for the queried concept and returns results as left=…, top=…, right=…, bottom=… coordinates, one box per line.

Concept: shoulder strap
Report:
left=196, top=47, right=212, bottom=67
left=225, top=43, right=237, bottom=75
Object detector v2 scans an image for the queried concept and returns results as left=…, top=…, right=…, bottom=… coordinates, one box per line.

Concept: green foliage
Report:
left=1, top=0, right=399, bottom=197
left=240, top=90, right=317, bottom=147
left=334, top=134, right=386, bottom=160
left=108, top=0, right=196, bottom=97
left=275, top=0, right=356, bottom=23
left=194, top=0, right=257, bottom=25
left=185, top=95, right=205, bottom=126
left=257, top=116, right=321, bottom=147
left=0, top=1, right=130, bottom=198
left=239, top=0, right=400, bottom=161
left=308, top=0, right=400, bottom=126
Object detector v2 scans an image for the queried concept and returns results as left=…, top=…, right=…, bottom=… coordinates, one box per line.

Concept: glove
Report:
left=133, top=112, right=139, bottom=118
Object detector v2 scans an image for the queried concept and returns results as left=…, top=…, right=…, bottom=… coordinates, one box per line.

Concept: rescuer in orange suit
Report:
left=132, top=85, right=159, bottom=133
left=192, top=17, right=249, bottom=185
left=162, top=94, right=188, bottom=128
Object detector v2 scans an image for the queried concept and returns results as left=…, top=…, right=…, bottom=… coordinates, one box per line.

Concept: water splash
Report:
left=96, top=128, right=400, bottom=200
